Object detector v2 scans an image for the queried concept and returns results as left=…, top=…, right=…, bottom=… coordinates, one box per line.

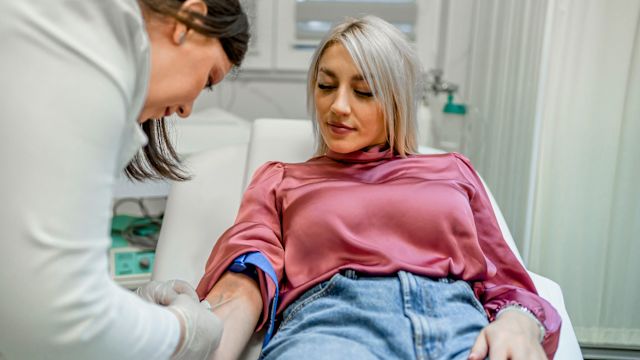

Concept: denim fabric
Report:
left=259, top=270, right=488, bottom=360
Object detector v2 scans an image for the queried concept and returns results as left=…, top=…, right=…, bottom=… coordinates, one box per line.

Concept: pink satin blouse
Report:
left=196, top=147, right=561, bottom=357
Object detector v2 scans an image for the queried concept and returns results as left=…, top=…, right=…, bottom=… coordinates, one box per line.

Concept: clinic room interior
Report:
left=90, top=1, right=638, bottom=359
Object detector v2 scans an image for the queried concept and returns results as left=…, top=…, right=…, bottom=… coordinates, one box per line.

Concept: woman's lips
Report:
left=328, top=123, right=355, bottom=135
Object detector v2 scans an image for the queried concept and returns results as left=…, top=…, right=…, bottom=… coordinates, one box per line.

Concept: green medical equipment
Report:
left=109, top=214, right=160, bottom=289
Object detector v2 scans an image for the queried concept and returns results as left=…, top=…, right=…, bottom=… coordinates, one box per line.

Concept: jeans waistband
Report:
left=339, top=268, right=457, bottom=283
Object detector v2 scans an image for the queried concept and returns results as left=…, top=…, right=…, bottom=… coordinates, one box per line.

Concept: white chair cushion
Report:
left=153, top=144, right=248, bottom=286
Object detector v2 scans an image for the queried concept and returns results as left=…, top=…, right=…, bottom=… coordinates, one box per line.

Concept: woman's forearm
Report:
left=205, top=271, right=263, bottom=360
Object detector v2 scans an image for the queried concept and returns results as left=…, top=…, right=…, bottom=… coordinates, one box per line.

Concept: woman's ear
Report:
left=172, top=0, right=208, bottom=45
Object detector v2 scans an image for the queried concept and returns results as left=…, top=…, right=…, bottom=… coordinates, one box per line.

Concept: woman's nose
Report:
left=330, top=89, right=351, bottom=116
left=177, top=103, right=192, bottom=118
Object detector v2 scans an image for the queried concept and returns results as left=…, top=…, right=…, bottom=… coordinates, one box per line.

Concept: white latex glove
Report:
left=136, top=280, right=223, bottom=359
left=168, top=293, right=224, bottom=360
left=135, top=279, right=197, bottom=305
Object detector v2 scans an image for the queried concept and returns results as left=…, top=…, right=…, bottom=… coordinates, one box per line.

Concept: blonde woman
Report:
left=196, top=16, right=561, bottom=360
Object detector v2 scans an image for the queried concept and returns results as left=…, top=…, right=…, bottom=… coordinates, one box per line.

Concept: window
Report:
left=240, top=0, right=441, bottom=72
left=295, top=0, right=417, bottom=45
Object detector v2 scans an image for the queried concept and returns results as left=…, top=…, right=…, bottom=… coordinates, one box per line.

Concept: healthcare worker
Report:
left=0, top=0, right=249, bottom=359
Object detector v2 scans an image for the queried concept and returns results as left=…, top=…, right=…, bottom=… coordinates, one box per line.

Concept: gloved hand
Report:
left=168, top=293, right=223, bottom=360
left=136, top=280, right=223, bottom=359
left=135, top=279, right=198, bottom=305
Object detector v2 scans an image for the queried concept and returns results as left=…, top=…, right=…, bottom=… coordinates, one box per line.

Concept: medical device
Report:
left=109, top=213, right=160, bottom=289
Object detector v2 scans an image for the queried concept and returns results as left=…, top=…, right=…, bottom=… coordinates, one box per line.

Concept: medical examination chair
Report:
left=153, top=118, right=583, bottom=359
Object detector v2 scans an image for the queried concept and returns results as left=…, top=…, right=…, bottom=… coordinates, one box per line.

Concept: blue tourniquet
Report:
left=229, top=252, right=279, bottom=348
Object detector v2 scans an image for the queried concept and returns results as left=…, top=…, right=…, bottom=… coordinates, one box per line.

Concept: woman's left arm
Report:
left=453, top=153, right=561, bottom=359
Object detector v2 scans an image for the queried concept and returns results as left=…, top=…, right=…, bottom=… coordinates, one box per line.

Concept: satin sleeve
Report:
left=196, top=161, right=285, bottom=331
left=453, top=153, right=562, bottom=358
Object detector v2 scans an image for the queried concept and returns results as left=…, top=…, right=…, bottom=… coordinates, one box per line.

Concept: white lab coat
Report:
left=0, top=1, right=180, bottom=359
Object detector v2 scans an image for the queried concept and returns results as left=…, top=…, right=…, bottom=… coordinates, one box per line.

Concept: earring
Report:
left=178, top=32, right=186, bottom=45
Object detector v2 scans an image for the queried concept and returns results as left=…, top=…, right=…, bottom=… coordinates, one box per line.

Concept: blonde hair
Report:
left=307, top=16, right=422, bottom=156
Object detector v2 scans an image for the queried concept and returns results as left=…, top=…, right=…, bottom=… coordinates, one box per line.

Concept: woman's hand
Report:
left=468, top=309, right=547, bottom=360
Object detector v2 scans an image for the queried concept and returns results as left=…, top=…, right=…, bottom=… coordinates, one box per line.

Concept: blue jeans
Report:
left=259, top=270, right=488, bottom=360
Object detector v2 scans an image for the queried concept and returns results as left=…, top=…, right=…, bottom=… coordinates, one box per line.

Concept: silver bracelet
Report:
left=495, top=304, right=546, bottom=343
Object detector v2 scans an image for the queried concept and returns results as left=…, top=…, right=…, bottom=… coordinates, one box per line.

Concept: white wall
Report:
left=193, top=71, right=309, bottom=121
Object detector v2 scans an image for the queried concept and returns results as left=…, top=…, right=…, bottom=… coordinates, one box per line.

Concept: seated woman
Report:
left=196, top=16, right=561, bottom=360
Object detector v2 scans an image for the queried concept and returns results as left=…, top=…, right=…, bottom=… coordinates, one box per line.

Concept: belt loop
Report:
left=342, top=269, right=358, bottom=279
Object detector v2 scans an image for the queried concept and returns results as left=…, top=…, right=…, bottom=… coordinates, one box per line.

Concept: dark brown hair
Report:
left=126, top=0, right=249, bottom=181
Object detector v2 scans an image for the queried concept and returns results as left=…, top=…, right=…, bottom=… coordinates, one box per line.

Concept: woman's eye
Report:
left=355, top=89, right=373, bottom=98
left=318, top=83, right=334, bottom=91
